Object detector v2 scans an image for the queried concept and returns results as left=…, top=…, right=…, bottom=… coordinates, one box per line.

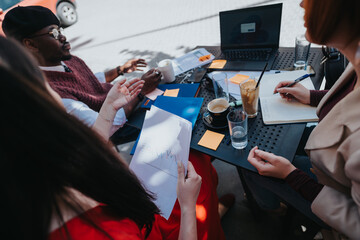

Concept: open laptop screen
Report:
left=220, top=3, right=282, bottom=50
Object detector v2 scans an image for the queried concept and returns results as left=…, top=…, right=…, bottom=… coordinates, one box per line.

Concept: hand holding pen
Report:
left=273, top=74, right=311, bottom=104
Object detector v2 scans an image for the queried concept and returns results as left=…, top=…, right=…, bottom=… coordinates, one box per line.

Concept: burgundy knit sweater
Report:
left=44, top=56, right=113, bottom=112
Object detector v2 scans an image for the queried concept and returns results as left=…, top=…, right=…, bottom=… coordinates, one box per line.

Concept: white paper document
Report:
left=129, top=106, right=192, bottom=219
left=259, top=70, right=319, bottom=124
left=172, top=48, right=215, bottom=76
left=145, top=88, right=164, bottom=101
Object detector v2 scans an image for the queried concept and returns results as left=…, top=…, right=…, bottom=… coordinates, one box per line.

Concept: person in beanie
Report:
left=2, top=6, right=161, bottom=143
left=2, top=6, right=234, bottom=240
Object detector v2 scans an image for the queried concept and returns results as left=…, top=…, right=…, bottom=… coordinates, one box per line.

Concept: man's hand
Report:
left=247, top=146, right=296, bottom=179
left=274, top=81, right=310, bottom=104
left=120, top=59, right=147, bottom=74
left=140, top=69, right=162, bottom=95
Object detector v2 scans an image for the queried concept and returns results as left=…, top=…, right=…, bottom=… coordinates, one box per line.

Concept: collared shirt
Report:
left=40, top=62, right=126, bottom=135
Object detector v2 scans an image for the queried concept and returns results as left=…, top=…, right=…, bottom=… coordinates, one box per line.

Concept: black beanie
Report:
left=2, top=6, right=60, bottom=41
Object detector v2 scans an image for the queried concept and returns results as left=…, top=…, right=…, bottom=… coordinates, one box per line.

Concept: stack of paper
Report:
left=130, top=106, right=192, bottom=219
left=259, top=70, right=319, bottom=125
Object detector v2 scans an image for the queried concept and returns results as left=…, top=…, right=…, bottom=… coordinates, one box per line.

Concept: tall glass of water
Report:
left=227, top=109, right=248, bottom=149
left=211, top=72, right=229, bottom=101
left=294, top=34, right=311, bottom=69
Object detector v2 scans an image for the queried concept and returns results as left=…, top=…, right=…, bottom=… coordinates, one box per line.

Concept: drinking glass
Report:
left=227, top=109, right=248, bottom=149
left=294, top=34, right=311, bottom=69
left=211, top=72, right=229, bottom=101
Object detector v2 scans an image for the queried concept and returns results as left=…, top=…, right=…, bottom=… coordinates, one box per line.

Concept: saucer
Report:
left=202, top=111, right=228, bottom=129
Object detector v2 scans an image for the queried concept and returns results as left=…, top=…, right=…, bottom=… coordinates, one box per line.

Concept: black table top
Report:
left=126, top=46, right=324, bottom=171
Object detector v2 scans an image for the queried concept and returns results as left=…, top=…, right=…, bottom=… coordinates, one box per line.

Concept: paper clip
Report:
left=144, top=99, right=150, bottom=106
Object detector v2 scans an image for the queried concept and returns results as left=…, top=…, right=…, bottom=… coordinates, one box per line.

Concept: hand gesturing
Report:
left=122, top=59, right=147, bottom=74
left=106, top=78, right=144, bottom=111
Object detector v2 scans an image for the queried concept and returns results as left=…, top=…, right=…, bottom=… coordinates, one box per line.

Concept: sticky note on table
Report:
left=230, top=74, right=250, bottom=84
left=164, top=89, right=179, bottom=97
left=146, top=88, right=164, bottom=100
left=208, top=60, right=227, bottom=69
left=198, top=130, right=225, bottom=151
left=199, top=54, right=211, bottom=62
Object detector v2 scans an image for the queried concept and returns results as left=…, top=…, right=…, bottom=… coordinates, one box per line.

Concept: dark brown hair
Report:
left=304, top=0, right=360, bottom=45
left=0, top=36, right=159, bottom=240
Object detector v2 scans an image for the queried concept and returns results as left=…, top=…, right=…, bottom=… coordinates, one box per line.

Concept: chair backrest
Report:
left=323, top=47, right=349, bottom=90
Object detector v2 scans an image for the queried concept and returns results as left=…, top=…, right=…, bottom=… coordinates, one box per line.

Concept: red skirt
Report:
left=49, top=150, right=225, bottom=240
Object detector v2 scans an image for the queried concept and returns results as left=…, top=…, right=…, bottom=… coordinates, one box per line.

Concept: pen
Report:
left=226, top=137, right=231, bottom=145
left=274, top=73, right=311, bottom=94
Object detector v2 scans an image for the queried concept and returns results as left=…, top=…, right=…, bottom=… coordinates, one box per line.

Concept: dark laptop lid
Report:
left=220, top=3, right=282, bottom=50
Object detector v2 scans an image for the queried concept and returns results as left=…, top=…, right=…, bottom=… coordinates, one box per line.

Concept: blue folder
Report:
left=141, top=83, right=200, bottom=109
left=131, top=96, right=204, bottom=155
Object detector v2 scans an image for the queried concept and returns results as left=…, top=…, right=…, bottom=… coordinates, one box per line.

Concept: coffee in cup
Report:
left=240, top=78, right=259, bottom=118
left=207, top=98, right=230, bottom=126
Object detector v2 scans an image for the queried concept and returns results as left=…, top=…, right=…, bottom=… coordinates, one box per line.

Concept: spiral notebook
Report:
left=259, top=70, right=319, bottom=125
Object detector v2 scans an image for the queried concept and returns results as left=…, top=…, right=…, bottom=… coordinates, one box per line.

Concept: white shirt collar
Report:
left=39, top=61, right=67, bottom=72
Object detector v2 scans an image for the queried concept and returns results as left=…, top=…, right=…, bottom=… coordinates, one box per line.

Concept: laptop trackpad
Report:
left=224, top=61, right=267, bottom=71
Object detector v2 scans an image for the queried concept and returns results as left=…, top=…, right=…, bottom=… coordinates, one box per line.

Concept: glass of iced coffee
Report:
left=239, top=78, right=259, bottom=118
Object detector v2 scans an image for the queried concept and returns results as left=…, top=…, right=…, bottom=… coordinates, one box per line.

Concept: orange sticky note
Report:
left=163, top=89, right=179, bottom=97
left=208, top=60, right=227, bottom=69
left=230, top=74, right=250, bottom=84
left=198, top=130, right=225, bottom=151
left=199, top=54, right=211, bottom=62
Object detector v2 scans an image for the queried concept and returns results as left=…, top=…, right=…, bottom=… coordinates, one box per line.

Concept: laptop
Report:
left=219, top=3, right=282, bottom=71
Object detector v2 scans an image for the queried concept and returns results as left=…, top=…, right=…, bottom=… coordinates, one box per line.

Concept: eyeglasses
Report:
left=28, top=28, right=65, bottom=40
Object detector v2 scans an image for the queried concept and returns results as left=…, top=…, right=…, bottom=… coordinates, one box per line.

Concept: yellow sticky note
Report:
left=230, top=74, right=250, bottom=84
left=199, top=54, right=211, bottom=62
left=164, top=89, right=179, bottom=97
left=208, top=60, right=227, bottom=69
left=198, top=130, right=225, bottom=151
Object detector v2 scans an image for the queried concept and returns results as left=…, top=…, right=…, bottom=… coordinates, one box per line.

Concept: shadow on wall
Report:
left=67, top=0, right=277, bottom=53
left=68, top=35, right=95, bottom=51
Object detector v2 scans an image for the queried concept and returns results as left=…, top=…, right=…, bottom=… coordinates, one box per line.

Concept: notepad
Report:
left=198, top=130, right=225, bottom=151
left=230, top=74, right=250, bottom=84
left=259, top=70, right=319, bottom=125
left=164, top=89, right=179, bottom=97
left=146, top=88, right=164, bottom=100
left=208, top=60, right=227, bottom=69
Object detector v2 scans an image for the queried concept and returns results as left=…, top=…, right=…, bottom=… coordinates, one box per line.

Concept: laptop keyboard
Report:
left=225, top=49, right=272, bottom=61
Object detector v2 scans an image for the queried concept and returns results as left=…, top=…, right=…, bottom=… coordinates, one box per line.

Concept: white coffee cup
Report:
left=158, top=59, right=175, bottom=83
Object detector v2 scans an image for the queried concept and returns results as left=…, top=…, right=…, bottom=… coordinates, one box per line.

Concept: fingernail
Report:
left=255, top=150, right=259, bottom=154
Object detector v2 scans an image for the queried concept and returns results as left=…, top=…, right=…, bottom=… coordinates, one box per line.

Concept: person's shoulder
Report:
left=49, top=206, right=143, bottom=240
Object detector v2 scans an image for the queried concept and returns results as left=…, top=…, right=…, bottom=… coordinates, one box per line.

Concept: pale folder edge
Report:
left=129, top=106, right=192, bottom=219
left=259, top=70, right=319, bottom=125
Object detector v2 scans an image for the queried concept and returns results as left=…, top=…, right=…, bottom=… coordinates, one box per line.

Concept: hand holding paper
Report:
left=177, top=161, right=201, bottom=209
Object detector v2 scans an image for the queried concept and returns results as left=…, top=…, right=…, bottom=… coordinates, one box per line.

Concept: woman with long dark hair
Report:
left=0, top=36, right=205, bottom=240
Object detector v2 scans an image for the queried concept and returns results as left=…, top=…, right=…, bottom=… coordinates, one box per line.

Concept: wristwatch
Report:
left=137, top=93, right=145, bottom=101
